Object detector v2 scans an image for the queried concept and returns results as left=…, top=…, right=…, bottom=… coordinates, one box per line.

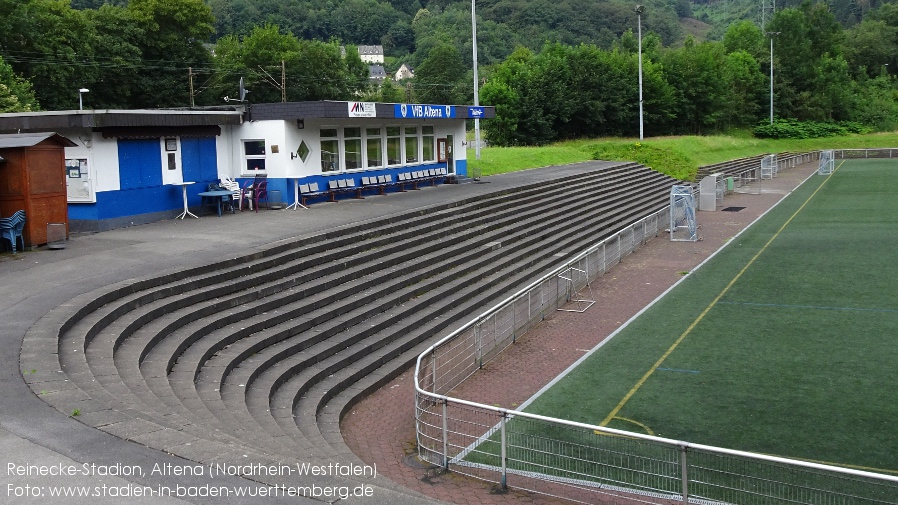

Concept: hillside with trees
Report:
left=1, top=0, right=898, bottom=145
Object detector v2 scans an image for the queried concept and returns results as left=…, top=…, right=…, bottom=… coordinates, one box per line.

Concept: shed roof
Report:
left=0, top=132, right=77, bottom=149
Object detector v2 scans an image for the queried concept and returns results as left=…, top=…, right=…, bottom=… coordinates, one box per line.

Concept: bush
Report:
left=753, top=119, right=872, bottom=139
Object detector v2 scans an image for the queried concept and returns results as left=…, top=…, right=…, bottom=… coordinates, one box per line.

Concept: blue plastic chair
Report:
left=0, top=210, right=26, bottom=253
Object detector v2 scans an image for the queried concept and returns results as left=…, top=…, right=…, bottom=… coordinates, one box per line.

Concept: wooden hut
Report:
left=0, top=133, right=77, bottom=247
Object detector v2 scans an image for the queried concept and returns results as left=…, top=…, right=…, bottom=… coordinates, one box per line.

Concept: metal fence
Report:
left=833, top=148, right=898, bottom=159
left=413, top=163, right=898, bottom=504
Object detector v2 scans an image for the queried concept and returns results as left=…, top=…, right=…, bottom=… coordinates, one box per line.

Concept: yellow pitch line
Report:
left=600, top=162, right=843, bottom=427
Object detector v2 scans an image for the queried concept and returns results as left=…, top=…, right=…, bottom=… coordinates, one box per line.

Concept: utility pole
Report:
left=281, top=60, right=286, bottom=103
left=188, top=67, right=195, bottom=107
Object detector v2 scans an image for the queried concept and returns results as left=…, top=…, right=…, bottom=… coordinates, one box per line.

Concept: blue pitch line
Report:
left=719, top=300, right=898, bottom=314
left=657, top=368, right=700, bottom=374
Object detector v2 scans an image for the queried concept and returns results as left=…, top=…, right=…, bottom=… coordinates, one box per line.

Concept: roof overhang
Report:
left=0, top=132, right=78, bottom=149
left=0, top=108, right=244, bottom=134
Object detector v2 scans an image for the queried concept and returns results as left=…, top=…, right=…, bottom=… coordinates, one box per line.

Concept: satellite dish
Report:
left=239, top=77, right=249, bottom=102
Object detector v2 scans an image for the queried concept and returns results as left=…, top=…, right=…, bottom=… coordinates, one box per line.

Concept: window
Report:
left=405, top=126, right=418, bottom=164
left=244, top=140, right=266, bottom=172
left=321, top=128, right=339, bottom=172
left=386, top=127, right=401, bottom=165
left=366, top=127, right=383, bottom=168
left=344, top=127, right=362, bottom=170
left=422, top=126, right=435, bottom=163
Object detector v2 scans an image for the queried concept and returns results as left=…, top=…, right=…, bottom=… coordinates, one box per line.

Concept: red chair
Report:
left=240, top=175, right=268, bottom=211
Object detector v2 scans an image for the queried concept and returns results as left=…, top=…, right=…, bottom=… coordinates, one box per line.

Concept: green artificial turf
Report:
left=519, top=159, right=898, bottom=474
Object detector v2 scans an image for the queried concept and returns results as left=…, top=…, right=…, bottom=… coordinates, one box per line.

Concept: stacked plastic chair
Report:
left=0, top=210, right=26, bottom=253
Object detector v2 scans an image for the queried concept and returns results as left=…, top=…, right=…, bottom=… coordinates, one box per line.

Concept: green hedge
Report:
left=753, top=119, right=872, bottom=139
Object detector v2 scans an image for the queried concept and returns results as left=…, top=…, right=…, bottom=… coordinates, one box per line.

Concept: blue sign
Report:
left=394, top=104, right=456, bottom=119
left=468, top=107, right=485, bottom=118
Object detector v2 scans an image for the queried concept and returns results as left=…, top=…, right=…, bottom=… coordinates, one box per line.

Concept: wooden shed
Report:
left=0, top=133, right=77, bottom=247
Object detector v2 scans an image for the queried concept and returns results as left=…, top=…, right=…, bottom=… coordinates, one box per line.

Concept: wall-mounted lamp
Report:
left=78, top=88, right=90, bottom=111
left=291, top=152, right=298, bottom=160
left=297, top=118, right=305, bottom=129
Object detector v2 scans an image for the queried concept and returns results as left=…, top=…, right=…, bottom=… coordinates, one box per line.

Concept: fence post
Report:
left=680, top=444, right=689, bottom=502
left=442, top=400, right=450, bottom=470
left=500, top=412, right=508, bottom=490
left=431, top=350, right=437, bottom=394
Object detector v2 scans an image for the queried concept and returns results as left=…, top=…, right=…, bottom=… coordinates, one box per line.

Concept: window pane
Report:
left=367, top=138, right=382, bottom=168
left=386, top=126, right=400, bottom=136
left=321, top=139, right=339, bottom=172
left=405, top=135, right=418, bottom=163
left=366, top=127, right=381, bottom=137
left=387, top=137, right=401, bottom=165
left=244, top=140, right=265, bottom=156
left=345, top=138, right=362, bottom=170
left=345, top=127, right=361, bottom=138
left=321, top=128, right=338, bottom=138
left=246, top=159, right=266, bottom=171
left=422, top=126, right=434, bottom=135
left=422, top=135, right=434, bottom=162
left=404, top=126, right=417, bottom=135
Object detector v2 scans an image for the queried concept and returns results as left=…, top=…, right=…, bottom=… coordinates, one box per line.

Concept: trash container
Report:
left=268, top=190, right=285, bottom=210
left=47, top=223, right=66, bottom=249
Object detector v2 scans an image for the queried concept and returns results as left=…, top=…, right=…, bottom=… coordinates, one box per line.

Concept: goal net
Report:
left=670, top=185, right=697, bottom=242
left=818, top=149, right=835, bottom=175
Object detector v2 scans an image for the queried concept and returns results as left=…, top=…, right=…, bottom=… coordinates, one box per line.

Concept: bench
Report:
left=299, top=182, right=327, bottom=206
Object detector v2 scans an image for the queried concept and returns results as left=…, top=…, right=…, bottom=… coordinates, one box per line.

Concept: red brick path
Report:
left=341, top=164, right=819, bottom=504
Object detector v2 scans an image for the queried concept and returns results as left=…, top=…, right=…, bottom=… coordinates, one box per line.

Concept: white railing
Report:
left=833, top=148, right=898, bottom=159
left=412, top=162, right=898, bottom=504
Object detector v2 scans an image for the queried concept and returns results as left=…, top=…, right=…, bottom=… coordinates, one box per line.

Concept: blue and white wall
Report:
left=64, top=115, right=468, bottom=232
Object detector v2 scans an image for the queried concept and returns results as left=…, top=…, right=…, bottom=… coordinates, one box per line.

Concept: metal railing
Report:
left=413, top=163, right=898, bottom=504
left=833, top=148, right=898, bottom=159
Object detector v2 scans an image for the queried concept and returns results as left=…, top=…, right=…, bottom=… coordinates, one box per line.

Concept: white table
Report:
left=172, top=181, right=198, bottom=219
left=286, top=178, right=308, bottom=210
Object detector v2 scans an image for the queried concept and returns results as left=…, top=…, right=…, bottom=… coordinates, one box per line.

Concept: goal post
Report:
left=818, top=149, right=835, bottom=175
left=670, top=185, right=697, bottom=242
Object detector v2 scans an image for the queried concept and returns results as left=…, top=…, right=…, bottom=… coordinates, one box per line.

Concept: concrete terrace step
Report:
left=29, top=162, right=676, bottom=475
left=177, top=170, right=671, bottom=449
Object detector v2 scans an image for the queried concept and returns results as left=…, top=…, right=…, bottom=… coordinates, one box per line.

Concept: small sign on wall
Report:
left=437, top=138, right=448, bottom=163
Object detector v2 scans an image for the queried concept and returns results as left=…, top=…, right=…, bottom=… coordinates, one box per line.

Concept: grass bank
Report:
left=467, top=132, right=898, bottom=181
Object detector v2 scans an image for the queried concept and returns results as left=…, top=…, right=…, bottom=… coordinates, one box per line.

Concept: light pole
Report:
left=78, top=88, right=89, bottom=111
left=767, top=32, right=780, bottom=124
left=472, top=0, right=481, bottom=161
left=635, top=5, right=645, bottom=140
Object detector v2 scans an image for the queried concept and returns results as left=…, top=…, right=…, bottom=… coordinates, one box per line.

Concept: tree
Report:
left=412, top=43, right=467, bottom=104
left=127, top=0, right=215, bottom=107
left=0, top=0, right=98, bottom=110
left=0, top=55, right=39, bottom=112
left=844, top=19, right=898, bottom=77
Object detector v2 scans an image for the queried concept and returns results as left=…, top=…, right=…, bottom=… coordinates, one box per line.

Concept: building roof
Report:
left=0, top=132, right=77, bottom=149
left=358, top=45, right=384, bottom=56
left=369, top=65, right=387, bottom=79
left=0, top=108, right=244, bottom=134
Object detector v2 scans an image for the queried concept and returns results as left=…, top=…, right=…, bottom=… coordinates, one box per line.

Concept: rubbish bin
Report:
left=47, top=223, right=66, bottom=249
left=268, top=190, right=285, bottom=210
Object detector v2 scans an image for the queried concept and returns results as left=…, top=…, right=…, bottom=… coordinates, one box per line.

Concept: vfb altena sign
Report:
left=394, top=104, right=456, bottom=119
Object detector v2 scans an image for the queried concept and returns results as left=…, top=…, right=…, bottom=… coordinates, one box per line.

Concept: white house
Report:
left=395, top=63, right=415, bottom=81
left=0, top=101, right=493, bottom=232
left=357, top=45, right=384, bottom=64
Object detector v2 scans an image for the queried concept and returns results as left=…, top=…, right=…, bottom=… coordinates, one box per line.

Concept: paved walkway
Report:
left=341, top=163, right=820, bottom=504
left=0, top=163, right=604, bottom=505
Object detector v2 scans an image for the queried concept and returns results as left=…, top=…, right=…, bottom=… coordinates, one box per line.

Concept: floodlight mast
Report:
left=635, top=5, right=645, bottom=140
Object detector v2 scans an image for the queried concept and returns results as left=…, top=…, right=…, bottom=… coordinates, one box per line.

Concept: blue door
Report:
left=181, top=137, right=218, bottom=185
left=118, top=139, right=162, bottom=190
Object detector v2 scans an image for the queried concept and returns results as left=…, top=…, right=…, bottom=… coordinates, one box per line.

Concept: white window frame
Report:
left=242, top=139, right=267, bottom=174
